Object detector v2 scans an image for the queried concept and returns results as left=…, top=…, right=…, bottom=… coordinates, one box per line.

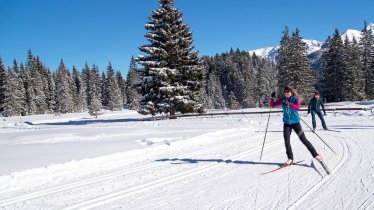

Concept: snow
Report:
left=248, top=39, right=322, bottom=62
left=341, top=23, right=374, bottom=42
left=341, top=29, right=363, bottom=42
left=0, top=101, right=374, bottom=209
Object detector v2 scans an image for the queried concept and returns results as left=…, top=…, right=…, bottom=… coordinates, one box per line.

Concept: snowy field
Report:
left=0, top=102, right=374, bottom=209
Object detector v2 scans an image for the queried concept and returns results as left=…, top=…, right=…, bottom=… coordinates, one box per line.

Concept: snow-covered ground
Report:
left=0, top=102, right=374, bottom=209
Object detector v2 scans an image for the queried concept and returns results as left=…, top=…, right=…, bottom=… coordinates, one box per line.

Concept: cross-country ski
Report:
left=260, top=160, right=305, bottom=175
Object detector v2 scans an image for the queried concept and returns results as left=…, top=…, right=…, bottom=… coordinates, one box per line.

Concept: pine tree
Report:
left=202, top=57, right=225, bottom=109
left=137, top=0, right=203, bottom=115
left=322, top=29, right=347, bottom=102
left=54, top=60, right=74, bottom=114
left=13, top=59, right=27, bottom=115
left=44, top=68, right=56, bottom=113
left=19, top=62, right=34, bottom=115
left=227, top=91, right=240, bottom=109
left=254, top=55, right=274, bottom=107
left=72, top=66, right=86, bottom=112
left=116, top=71, right=126, bottom=105
left=360, top=22, right=374, bottom=99
left=276, top=26, right=292, bottom=95
left=106, top=62, right=123, bottom=111
left=351, top=38, right=366, bottom=100
left=342, top=37, right=356, bottom=101
left=82, top=63, right=91, bottom=108
left=29, top=53, right=47, bottom=114
left=126, top=56, right=141, bottom=110
left=101, top=72, right=109, bottom=107
left=88, top=65, right=102, bottom=117
left=3, top=67, right=24, bottom=116
left=0, top=57, right=6, bottom=113
left=276, top=27, right=314, bottom=102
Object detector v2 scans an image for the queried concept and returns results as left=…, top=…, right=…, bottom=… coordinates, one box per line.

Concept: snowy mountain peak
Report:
left=248, top=39, right=322, bottom=61
left=248, top=23, right=374, bottom=62
left=341, top=23, right=374, bottom=42
left=341, top=29, right=362, bottom=42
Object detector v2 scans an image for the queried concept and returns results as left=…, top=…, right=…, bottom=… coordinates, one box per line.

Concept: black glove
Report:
left=271, top=92, right=276, bottom=98
left=283, top=100, right=290, bottom=106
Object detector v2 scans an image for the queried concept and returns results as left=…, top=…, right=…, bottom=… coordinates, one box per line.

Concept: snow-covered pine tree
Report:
left=290, top=29, right=315, bottom=102
left=116, top=71, right=126, bottom=105
left=254, top=55, right=274, bottom=107
left=101, top=72, right=109, bottom=108
left=106, top=63, right=123, bottom=111
left=28, top=52, right=47, bottom=114
left=350, top=38, right=366, bottom=100
left=342, top=36, right=356, bottom=101
left=322, top=29, right=347, bottom=102
left=126, top=56, right=141, bottom=110
left=19, top=62, right=34, bottom=115
left=54, top=60, right=74, bottom=114
left=88, top=65, right=102, bottom=117
left=92, top=65, right=102, bottom=106
left=276, top=26, right=292, bottom=96
left=82, top=63, right=91, bottom=108
left=227, top=91, right=240, bottom=109
left=0, top=57, right=6, bottom=113
left=360, top=22, right=374, bottom=99
left=3, top=67, right=24, bottom=116
left=44, top=68, right=56, bottom=113
left=201, top=56, right=225, bottom=109
left=12, top=59, right=27, bottom=115
left=72, top=66, right=86, bottom=112
left=137, top=0, right=203, bottom=115
left=277, top=28, right=314, bottom=102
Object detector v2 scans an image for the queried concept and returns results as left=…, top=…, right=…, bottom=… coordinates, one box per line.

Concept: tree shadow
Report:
left=156, top=158, right=311, bottom=168
left=25, top=118, right=142, bottom=126
left=330, top=125, right=374, bottom=130
left=255, top=130, right=283, bottom=133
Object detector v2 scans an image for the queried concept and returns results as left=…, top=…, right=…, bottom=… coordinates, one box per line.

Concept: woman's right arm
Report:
left=270, top=98, right=283, bottom=108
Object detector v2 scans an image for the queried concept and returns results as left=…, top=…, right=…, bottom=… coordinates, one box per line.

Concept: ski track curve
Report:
left=60, top=140, right=284, bottom=210
left=0, top=130, right=274, bottom=208
left=287, top=132, right=350, bottom=210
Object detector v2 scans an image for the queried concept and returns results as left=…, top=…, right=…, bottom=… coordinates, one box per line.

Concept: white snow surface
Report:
left=0, top=102, right=374, bottom=209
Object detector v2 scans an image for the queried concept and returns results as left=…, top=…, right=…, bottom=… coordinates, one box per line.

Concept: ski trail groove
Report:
left=60, top=140, right=284, bottom=210
left=287, top=133, right=349, bottom=210
left=0, top=131, right=266, bottom=207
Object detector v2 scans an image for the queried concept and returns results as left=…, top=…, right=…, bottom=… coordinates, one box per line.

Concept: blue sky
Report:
left=0, top=0, right=373, bottom=75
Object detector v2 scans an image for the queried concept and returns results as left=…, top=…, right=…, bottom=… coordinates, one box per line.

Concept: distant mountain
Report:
left=341, top=23, right=374, bottom=42
left=248, top=39, right=323, bottom=62
left=248, top=23, right=374, bottom=69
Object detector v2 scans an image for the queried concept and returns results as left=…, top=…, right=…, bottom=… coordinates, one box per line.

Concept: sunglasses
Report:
left=284, top=90, right=290, bottom=93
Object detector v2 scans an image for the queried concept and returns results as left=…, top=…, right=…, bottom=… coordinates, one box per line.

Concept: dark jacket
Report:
left=308, top=98, right=326, bottom=114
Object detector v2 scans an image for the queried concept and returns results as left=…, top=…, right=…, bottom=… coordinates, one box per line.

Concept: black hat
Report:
left=284, top=86, right=292, bottom=92
left=314, top=90, right=320, bottom=95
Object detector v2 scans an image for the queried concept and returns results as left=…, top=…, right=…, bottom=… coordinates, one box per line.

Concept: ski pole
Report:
left=292, top=111, right=338, bottom=156
left=260, top=107, right=272, bottom=161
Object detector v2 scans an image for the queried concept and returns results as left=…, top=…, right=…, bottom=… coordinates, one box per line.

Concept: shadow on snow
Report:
left=24, top=118, right=142, bottom=126
left=156, top=158, right=312, bottom=168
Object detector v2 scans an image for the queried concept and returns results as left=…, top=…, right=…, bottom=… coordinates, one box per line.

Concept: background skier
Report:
left=308, top=90, right=328, bottom=131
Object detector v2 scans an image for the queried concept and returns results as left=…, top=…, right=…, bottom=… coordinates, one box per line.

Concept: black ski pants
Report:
left=283, top=123, right=319, bottom=160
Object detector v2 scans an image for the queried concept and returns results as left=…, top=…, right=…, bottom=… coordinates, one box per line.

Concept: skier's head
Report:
left=314, top=90, right=320, bottom=99
left=284, top=86, right=297, bottom=98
